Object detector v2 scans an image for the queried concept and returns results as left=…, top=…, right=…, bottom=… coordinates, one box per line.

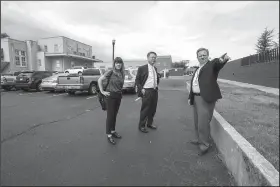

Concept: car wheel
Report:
left=22, top=88, right=29, bottom=92
left=88, top=83, right=97, bottom=95
left=3, top=86, right=11, bottom=91
left=36, top=82, right=43, bottom=92
left=65, top=71, right=69, bottom=73
left=67, top=91, right=75, bottom=95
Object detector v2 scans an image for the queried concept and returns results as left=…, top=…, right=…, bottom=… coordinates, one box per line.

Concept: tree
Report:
left=273, top=32, right=279, bottom=48
left=255, top=27, right=275, bottom=53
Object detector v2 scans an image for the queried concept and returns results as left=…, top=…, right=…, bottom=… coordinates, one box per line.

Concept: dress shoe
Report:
left=198, top=144, right=209, bottom=156
left=112, top=132, right=122, bottom=139
left=189, top=140, right=200, bottom=145
left=147, top=124, right=157, bottom=129
left=139, top=127, right=148, bottom=133
left=107, top=136, right=116, bottom=145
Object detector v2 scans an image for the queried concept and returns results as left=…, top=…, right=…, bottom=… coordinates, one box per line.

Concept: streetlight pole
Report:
left=112, top=39, right=116, bottom=67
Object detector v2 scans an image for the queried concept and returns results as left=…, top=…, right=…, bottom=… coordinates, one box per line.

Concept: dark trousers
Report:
left=138, top=89, right=158, bottom=128
left=106, top=92, right=122, bottom=134
left=193, top=95, right=216, bottom=147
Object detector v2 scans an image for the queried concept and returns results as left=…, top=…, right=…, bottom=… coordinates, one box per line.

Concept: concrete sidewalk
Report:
left=218, top=79, right=279, bottom=96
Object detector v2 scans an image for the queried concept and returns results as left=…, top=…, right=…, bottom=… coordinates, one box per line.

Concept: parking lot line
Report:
left=86, top=96, right=97, bottom=100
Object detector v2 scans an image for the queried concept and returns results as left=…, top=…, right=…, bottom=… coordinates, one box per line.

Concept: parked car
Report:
left=64, top=66, right=87, bottom=75
left=56, top=68, right=103, bottom=95
left=41, top=73, right=68, bottom=92
left=1, top=71, right=22, bottom=91
left=129, top=68, right=138, bottom=77
left=122, top=69, right=137, bottom=94
left=15, top=71, right=53, bottom=91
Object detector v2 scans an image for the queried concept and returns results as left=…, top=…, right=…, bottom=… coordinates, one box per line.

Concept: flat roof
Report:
left=38, top=36, right=92, bottom=47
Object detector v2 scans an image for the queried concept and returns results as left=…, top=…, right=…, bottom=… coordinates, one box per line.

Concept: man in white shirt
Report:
left=188, top=48, right=230, bottom=155
left=135, top=51, right=160, bottom=133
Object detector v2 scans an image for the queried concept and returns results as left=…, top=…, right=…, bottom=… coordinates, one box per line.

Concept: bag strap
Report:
left=104, top=70, right=113, bottom=91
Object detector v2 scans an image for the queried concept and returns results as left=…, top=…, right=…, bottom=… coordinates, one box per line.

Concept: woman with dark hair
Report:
left=98, top=57, right=125, bottom=145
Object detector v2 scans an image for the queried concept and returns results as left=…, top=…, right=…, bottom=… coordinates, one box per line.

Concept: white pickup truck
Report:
left=64, top=66, right=87, bottom=75
left=57, top=68, right=105, bottom=95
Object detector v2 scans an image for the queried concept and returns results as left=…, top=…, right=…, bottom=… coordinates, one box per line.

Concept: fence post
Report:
left=276, top=47, right=279, bottom=60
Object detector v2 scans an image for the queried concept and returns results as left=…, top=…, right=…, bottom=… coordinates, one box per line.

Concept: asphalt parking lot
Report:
left=1, top=78, right=234, bottom=186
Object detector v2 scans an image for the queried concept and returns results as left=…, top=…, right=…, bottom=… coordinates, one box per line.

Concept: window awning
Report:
left=45, top=53, right=101, bottom=62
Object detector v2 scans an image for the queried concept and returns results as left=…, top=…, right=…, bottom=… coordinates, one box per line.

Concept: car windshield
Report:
left=124, top=70, right=133, bottom=79
left=124, top=70, right=130, bottom=76
left=18, top=72, right=33, bottom=77
left=131, top=70, right=138, bottom=76
left=73, top=66, right=82, bottom=69
left=1, top=73, right=13, bottom=76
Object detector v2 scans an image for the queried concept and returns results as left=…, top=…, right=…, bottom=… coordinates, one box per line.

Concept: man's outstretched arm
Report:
left=213, top=53, right=231, bottom=72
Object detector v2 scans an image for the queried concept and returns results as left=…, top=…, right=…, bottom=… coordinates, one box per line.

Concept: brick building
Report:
left=1, top=34, right=100, bottom=74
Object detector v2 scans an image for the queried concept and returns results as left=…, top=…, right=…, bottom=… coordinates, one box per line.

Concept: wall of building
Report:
left=155, top=56, right=172, bottom=72
left=219, top=59, right=279, bottom=88
left=8, top=38, right=29, bottom=72
left=26, top=40, right=38, bottom=71
left=1, top=38, right=10, bottom=62
left=45, top=56, right=65, bottom=72
left=37, top=52, right=45, bottom=71
left=169, top=68, right=185, bottom=76
left=44, top=57, right=52, bottom=71
left=37, top=37, right=64, bottom=54
left=63, top=57, right=71, bottom=70
left=63, top=37, right=92, bottom=58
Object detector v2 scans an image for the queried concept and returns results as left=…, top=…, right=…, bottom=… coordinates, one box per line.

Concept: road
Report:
left=1, top=77, right=234, bottom=186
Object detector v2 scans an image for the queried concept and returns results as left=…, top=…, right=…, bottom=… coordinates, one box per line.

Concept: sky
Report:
left=1, top=1, right=279, bottom=66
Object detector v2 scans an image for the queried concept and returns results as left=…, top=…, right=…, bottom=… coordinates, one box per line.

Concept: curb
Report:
left=186, top=82, right=279, bottom=186
left=218, top=79, right=279, bottom=96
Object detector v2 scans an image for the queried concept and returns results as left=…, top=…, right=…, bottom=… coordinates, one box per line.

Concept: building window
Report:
left=15, top=49, right=19, bottom=55
left=15, top=50, right=27, bottom=67
left=54, top=44, right=58, bottom=52
left=21, top=57, right=27, bottom=66
left=38, top=59, right=42, bottom=66
left=44, top=45, right=48, bottom=52
left=15, top=56, right=20, bottom=66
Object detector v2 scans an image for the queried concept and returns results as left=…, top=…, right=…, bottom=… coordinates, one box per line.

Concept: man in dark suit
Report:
left=136, top=51, right=160, bottom=133
left=188, top=48, right=230, bottom=155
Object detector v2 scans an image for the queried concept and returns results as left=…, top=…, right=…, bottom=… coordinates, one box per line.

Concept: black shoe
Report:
left=147, top=124, right=157, bottom=129
left=198, top=144, right=209, bottom=156
left=139, top=127, right=148, bottom=133
left=112, top=132, right=122, bottom=139
left=107, top=136, right=116, bottom=145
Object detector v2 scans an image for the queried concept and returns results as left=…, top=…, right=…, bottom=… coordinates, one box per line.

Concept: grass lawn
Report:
left=215, top=82, right=279, bottom=171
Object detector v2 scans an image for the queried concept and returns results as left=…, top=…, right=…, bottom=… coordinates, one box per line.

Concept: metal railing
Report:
left=241, top=47, right=279, bottom=66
